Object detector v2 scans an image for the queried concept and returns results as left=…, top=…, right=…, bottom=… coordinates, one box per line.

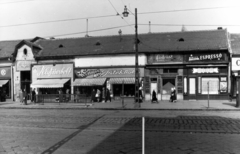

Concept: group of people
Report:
left=18, top=88, right=37, bottom=105
left=151, top=87, right=177, bottom=103
left=91, top=88, right=112, bottom=103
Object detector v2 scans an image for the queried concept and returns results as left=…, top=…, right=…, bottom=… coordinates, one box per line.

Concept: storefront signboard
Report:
left=32, top=64, right=73, bottom=79
left=75, top=68, right=144, bottom=78
left=147, top=54, right=183, bottom=64
left=187, top=53, right=225, bottom=62
left=192, top=68, right=218, bottom=74
left=0, top=67, right=11, bottom=78
left=16, top=60, right=35, bottom=71
left=232, top=58, right=240, bottom=71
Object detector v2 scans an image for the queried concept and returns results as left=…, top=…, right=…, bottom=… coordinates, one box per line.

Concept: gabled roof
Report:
left=230, top=33, right=240, bottom=55
left=35, top=29, right=229, bottom=58
left=0, top=40, right=21, bottom=58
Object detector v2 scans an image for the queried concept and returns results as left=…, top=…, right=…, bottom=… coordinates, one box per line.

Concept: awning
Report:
left=109, top=78, right=135, bottom=84
left=30, top=79, right=69, bottom=88
left=0, top=80, right=9, bottom=87
left=73, top=78, right=106, bottom=86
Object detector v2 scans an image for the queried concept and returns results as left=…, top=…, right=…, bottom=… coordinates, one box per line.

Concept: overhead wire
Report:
left=1, top=6, right=238, bottom=28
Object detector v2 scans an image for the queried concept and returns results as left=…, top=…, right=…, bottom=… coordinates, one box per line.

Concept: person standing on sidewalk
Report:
left=19, top=89, right=23, bottom=105
left=91, top=89, right=96, bottom=102
left=31, top=89, right=36, bottom=104
left=151, top=90, right=158, bottom=103
left=23, top=89, right=27, bottom=105
left=105, top=88, right=111, bottom=102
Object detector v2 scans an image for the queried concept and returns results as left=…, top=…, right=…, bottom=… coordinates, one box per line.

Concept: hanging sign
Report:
left=193, top=68, right=218, bottom=74
left=0, top=67, right=11, bottom=78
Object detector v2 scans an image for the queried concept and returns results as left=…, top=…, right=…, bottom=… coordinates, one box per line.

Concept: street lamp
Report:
left=122, top=6, right=140, bottom=108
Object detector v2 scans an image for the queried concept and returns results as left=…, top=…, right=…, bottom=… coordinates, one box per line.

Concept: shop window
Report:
left=163, top=68, right=178, bottom=73
left=220, top=77, right=227, bottom=93
left=201, top=78, right=219, bottom=94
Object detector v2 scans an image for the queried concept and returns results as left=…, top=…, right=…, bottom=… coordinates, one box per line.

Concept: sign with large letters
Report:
left=32, top=64, right=73, bottom=79
left=186, top=53, right=225, bottom=62
left=75, top=68, right=144, bottom=78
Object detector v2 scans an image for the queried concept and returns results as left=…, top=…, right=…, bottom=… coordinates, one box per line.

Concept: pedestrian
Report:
left=170, top=87, right=176, bottom=102
left=91, top=89, right=96, bottom=102
left=31, top=88, right=36, bottom=104
left=19, top=89, right=23, bottom=105
left=105, top=88, right=111, bottom=102
left=96, top=89, right=101, bottom=102
left=75, top=89, right=80, bottom=103
left=23, top=89, right=27, bottom=105
left=102, top=87, right=105, bottom=103
left=66, top=89, right=70, bottom=102
left=151, top=90, right=158, bottom=103
left=172, top=87, right=177, bottom=102
left=35, top=89, right=38, bottom=103
left=139, top=87, right=143, bottom=103
left=59, top=89, right=63, bottom=102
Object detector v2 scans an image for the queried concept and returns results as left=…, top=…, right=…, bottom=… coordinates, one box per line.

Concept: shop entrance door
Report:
left=162, top=78, right=175, bottom=100
left=189, top=77, right=196, bottom=100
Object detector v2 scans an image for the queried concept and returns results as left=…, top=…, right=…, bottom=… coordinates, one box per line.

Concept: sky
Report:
left=0, top=0, right=240, bottom=41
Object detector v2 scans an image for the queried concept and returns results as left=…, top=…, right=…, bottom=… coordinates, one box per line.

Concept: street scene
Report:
left=1, top=0, right=240, bottom=153
left=0, top=108, right=240, bottom=154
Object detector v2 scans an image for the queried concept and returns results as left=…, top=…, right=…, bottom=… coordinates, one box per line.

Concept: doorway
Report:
left=162, top=78, right=175, bottom=100
left=21, top=71, right=31, bottom=99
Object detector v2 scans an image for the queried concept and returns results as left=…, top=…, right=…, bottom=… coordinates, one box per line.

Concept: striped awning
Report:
left=73, top=78, right=106, bottom=86
left=30, top=79, right=69, bottom=88
left=0, top=80, right=9, bottom=87
left=109, top=78, right=135, bottom=84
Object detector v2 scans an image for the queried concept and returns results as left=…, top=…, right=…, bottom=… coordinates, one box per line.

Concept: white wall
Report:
left=16, top=45, right=35, bottom=61
left=75, top=54, right=146, bottom=67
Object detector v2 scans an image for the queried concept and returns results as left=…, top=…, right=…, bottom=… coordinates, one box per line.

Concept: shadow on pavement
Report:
left=41, top=115, right=105, bottom=154
left=223, top=102, right=236, bottom=107
left=86, top=116, right=240, bottom=154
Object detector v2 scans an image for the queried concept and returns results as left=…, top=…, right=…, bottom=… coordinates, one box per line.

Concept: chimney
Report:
left=217, top=27, right=223, bottom=30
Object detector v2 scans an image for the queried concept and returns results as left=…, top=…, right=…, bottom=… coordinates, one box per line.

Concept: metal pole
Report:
left=142, top=117, right=145, bottom=154
left=135, top=8, right=139, bottom=108
left=207, top=81, right=209, bottom=108
left=122, top=80, right=124, bottom=108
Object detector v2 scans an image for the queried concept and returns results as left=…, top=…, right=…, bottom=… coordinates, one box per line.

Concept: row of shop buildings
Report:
left=0, top=28, right=239, bottom=102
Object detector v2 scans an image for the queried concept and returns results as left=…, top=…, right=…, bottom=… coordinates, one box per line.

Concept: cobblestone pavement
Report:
left=0, top=109, right=240, bottom=153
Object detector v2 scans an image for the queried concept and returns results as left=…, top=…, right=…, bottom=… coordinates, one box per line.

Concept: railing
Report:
left=36, top=94, right=90, bottom=105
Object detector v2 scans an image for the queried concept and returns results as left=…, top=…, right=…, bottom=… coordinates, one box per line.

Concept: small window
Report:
left=23, top=48, right=27, bottom=55
left=150, top=78, right=157, bottom=82
left=178, top=38, right=184, bottom=42
left=59, top=44, right=64, bottom=48
left=95, top=41, right=101, bottom=46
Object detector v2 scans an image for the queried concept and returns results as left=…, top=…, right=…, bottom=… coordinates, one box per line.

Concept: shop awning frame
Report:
left=0, top=80, right=9, bottom=87
left=109, top=78, right=135, bottom=84
left=73, top=78, right=106, bottom=86
left=30, top=79, right=69, bottom=88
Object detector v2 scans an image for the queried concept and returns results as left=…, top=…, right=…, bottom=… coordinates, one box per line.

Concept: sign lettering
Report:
left=188, top=53, right=223, bottom=62
left=193, top=68, right=218, bottom=74
left=75, top=68, right=136, bottom=78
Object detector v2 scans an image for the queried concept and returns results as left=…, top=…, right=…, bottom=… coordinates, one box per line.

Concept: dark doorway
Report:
left=21, top=71, right=31, bottom=99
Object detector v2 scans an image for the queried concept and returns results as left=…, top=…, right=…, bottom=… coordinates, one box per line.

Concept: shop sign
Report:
left=32, top=64, right=73, bottom=78
left=75, top=68, right=140, bottom=78
left=16, top=60, right=35, bottom=71
left=0, top=67, right=11, bottom=78
left=193, top=68, right=218, bottom=74
left=147, top=54, right=183, bottom=64
left=187, top=53, right=224, bottom=62
left=232, top=58, right=240, bottom=71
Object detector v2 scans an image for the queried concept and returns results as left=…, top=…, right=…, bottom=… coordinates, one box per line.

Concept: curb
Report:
left=0, top=106, right=240, bottom=111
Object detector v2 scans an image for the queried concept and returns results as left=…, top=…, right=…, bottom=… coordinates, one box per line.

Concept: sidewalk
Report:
left=0, top=99, right=239, bottom=110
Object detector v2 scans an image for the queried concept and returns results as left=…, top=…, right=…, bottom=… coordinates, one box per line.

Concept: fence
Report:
left=36, top=94, right=90, bottom=105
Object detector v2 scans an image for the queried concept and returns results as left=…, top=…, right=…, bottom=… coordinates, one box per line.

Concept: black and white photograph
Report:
left=1, top=0, right=240, bottom=153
